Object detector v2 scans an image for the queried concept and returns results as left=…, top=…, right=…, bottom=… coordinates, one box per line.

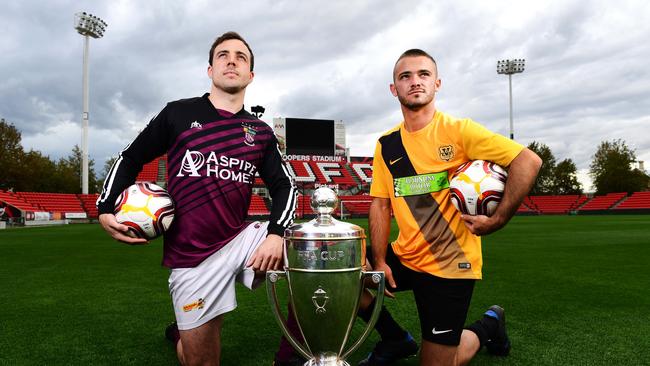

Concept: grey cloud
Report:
left=1, top=0, right=649, bottom=187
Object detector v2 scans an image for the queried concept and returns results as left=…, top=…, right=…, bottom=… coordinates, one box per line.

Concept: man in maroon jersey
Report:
left=97, top=32, right=296, bottom=366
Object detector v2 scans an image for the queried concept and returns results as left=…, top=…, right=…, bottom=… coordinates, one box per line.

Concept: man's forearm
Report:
left=369, top=198, right=392, bottom=265
left=494, top=148, right=542, bottom=225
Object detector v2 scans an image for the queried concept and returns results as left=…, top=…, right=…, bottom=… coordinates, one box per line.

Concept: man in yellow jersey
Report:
left=360, top=49, right=542, bottom=366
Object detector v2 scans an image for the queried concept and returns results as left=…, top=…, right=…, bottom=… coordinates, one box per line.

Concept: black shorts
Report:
left=368, top=244, right=475, bottom=346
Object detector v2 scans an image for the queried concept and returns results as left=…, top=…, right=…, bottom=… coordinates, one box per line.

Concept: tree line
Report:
left=0, top=119, right=99, bottom=193
left=528, top=140, right=649, bottom=195
left=1, top=118, right=648, bottom=195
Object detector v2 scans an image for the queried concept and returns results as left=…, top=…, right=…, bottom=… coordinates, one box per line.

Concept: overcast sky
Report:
left=1, top=0, right=649, bottom=191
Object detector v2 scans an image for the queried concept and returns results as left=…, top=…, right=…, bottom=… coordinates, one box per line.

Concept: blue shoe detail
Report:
left=484, top=309, right=499, bottom=320
left=484, top=305, right=511, bottom=357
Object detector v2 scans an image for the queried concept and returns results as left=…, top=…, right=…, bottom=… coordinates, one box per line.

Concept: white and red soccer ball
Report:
left=449, top=160, right=508, bottom=216
left=114, top=182, right=175, bottom=240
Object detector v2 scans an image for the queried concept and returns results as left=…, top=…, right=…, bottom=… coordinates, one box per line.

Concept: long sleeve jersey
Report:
left=97, top=94, right=297, bottom=268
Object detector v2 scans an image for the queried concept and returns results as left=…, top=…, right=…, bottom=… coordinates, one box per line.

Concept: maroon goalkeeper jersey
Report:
left=97, top=94, right=296, bottom=268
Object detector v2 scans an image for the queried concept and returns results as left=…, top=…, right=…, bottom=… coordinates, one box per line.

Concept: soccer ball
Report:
left=114, top=182, right=175, bottom=240
left=449, top=160, right=508, bottom=216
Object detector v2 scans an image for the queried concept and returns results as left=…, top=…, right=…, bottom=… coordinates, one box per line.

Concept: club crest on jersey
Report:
left=190, top=121, right=202, bottom=129
left=438, top=145, right=454, bottom=161
left=242, top=123, right=257, bottom=146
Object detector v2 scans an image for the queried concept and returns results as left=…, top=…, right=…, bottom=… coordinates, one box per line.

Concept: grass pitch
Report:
left=0, top=215, right=648, bottom=365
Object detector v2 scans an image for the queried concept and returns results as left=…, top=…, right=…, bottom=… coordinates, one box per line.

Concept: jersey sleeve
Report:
left=459, top=119, right=524, bottom=167
left=96, top=105, right=171, bottom=214
left=258, top=133, right=297, bottom=236
left=369, top=140, right=391, bottom=198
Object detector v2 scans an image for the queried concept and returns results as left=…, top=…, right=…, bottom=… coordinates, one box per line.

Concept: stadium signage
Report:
left=315, top=183, right=339, bottom=193
left=34, top=212, right=51, bottom=221
left=283, top=154, right=346, bottom=162
left=296, top=250, right=345, bottom=262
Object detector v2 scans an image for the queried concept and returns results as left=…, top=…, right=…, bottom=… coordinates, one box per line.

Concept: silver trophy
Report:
left=267, top=187, right=385, bottom=366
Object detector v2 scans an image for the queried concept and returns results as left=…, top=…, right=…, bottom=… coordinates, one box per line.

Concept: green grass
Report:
left=0, top=216, right=649, bottom=365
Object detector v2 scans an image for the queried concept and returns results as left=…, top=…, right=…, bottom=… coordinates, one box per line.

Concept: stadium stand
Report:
left=254, top=175, right=264, bottom=185
left=517, top=202, right=537, bottom=214
left=578, top=192, right=627, bottom=211
left=613, top=191, right=650, bottom=210
left=295, top=194, right=313, bottom=219
left=287, top=161, right=316, bottom=183
left=159, top=155, right=168, bottom=182
left=308, top=162, right=357, bottom=186
left=78, top=194, right=100, bottom=218
left=350, top=162, right=373, bottom=184
left=4, top=145, right=648, bottom=221
left=340, top=195, right=372, bottom=216
left=307, top=162, right=333, bottom=185
left=0, top=190, right=42, bottom=211
left=248, top=194, right=270, bottom=216
left=17, top=192, right=85, bottom=213
left=284, top=160, right=370, bottom=189
left=528, top=195, right=588, bottom=214
left=343, top=165, right=363, bottom=186
left=523, top=196, right=538, bottom=211
left=136, top=158, right=160, bottom=182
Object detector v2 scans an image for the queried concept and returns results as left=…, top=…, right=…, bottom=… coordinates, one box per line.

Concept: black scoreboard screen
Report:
left=285, top=118, right=335, bottom=156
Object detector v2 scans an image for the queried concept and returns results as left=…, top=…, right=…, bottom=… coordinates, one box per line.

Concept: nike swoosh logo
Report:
left=389, top=157, right=403, bottom=165
left=432, top=328, right=453, bottom=335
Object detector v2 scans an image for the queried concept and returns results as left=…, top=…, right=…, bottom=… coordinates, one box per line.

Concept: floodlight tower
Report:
left=74, top=12, right=107, bottom=194
left=497, top=59, right=525, bottom=140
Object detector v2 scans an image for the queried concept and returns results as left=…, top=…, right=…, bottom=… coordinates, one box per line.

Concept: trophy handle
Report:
left=266, top=270, right=313, bottom=361
left=341, top=271, right=385, bottom=360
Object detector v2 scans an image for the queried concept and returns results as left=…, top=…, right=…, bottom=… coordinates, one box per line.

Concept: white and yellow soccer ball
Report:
left=449, top=160, right=508, bottom=216
left=114, top=182, right=175, bottom=240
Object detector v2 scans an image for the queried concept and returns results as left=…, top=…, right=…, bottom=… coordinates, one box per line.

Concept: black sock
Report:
left=466, top=315, right=498, bottom=348
left=358, top=298, right=407, bottom=342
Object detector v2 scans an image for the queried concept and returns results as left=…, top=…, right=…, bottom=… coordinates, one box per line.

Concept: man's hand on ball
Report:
left=460, top=214, right=504, bottom=236
left=247, top=233, right=283, bottom=272
left=98, top=213, right=148, bottom=245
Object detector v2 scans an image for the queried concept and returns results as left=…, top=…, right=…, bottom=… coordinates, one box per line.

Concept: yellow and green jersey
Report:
left=370, top=110, right=523, bottom=279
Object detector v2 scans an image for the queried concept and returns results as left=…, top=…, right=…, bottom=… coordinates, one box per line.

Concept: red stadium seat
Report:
left=308, top=161, right=357, bottom=187
left=350, top=162, right=373, bottom=184
left=77, top=193, right=100, bottom=218
left=0, top=190, right=42, bottom=211
left=247, top=194, right=270, bottom=216
left=578, top=192, right=627, bottom=211
left=136, top=158, right=161, bottom=182
left=287, top=161, right=317, bottom=184
left=17, top=192, right=85, bottom=213
left=613, top=191, right=650, bottom=209
left=527, top=195, right=587, bottom=214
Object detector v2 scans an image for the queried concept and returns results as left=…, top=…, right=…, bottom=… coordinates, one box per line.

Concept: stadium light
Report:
left=496, top=59, right=525, bottom=140
left=74, top=12, right=107, bottom=194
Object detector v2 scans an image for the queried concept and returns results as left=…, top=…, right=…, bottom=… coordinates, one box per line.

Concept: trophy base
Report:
left=304, top=361, right=349, bottom=366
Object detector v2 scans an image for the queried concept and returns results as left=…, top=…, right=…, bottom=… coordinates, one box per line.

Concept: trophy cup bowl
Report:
left=267, top=187, right=385, bottom=366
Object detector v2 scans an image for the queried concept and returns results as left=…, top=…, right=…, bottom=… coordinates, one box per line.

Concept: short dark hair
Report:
left=209, top=31, right=254, bottom=71
left=393, top=49, right=437, bottom=79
